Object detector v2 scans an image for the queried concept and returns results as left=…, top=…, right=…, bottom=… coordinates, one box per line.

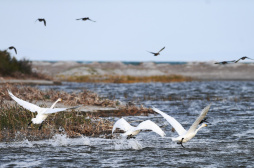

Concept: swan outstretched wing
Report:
left=152, top=107, right=186, bottom=135
left=136, top=120, right=165, bottom=137
left=112, top=118, right=132, bottom=134
left=8, top=90, right=41, bottom=112
left=43, top=105, right=81, bottom=114
left=186, top=104, right=211, bottom=134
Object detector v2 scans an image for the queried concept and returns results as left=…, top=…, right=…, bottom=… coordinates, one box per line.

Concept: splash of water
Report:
left=114, top=138, right=142, bottom=150
left=51, top=134, right=69, bottom=146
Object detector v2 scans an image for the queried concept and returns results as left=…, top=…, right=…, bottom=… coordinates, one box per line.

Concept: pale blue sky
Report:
left=1, top=0, right=254, bottom=62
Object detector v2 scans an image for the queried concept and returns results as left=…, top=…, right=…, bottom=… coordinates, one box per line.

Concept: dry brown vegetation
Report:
left=0, top=84, right=153, bottom=142
left=58, top=75, right=192, bottom=83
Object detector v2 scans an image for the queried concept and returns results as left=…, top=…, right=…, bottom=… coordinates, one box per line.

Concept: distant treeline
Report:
left=0, top=50, right=32, bottom=77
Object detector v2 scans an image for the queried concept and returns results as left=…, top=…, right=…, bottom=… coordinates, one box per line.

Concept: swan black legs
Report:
left=38, top=121, right=44, bottom=130
left=177, top=138, right=185, bottom=148
left=28, top=121, right=32, bottom=127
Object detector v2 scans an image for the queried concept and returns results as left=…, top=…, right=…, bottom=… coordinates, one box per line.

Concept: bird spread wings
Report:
left=8, top=90, right=41, bottom=113
left=152, top=107, right=186, bottom=136
left=158, top=47, right=165, bottom=53
left=186, top=104, right=211, bottom=134
left=135, top=120, right=165, bottom=137
left=112, top=118, right=132, bottom=134
left=235, top=56, right=254, bottom=63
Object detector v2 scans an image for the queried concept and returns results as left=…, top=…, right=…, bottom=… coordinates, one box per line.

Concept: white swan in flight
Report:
left=152, top=104, right=211, bottom=147
left=8, top=90, right=80, bottom=130
left=112, top=118, right=165, bottom=139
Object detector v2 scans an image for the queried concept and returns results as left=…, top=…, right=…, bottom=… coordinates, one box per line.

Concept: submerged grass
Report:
left=0, top=84, right=153, bottom=142
left=58, top=75, right=192, bottom=83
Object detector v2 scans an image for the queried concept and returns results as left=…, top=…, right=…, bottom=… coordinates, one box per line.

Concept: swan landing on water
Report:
left=8, top=90, right=81, bottom=130
left=112, top=118, right=165, bottom=139
left=152, top=104, right=211, bottom=148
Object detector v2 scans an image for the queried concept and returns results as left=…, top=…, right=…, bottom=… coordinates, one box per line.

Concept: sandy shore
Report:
left=32, top=61, right=254, bottom=81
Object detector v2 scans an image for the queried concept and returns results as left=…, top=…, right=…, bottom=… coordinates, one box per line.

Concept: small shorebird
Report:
left=76, top=17, right=96, bottom=22
left=147, top=47, right=165, bottom=56
left=214, top=60, right=235, bottom=65
left=153, top=104, right=211, bottom=148
left=112, top=118, right=165, bottom=139
left=8, top=46, right=17, bottom=54
left=35, top=18, right=46, bottom=26
left=8, top=90, right=80, bottom=130
left=234, top=56, right=254, bottom=63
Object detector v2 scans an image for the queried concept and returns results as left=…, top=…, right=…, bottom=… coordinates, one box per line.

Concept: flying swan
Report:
left=152, top=104, right=211, bottom=147
left=112, top=118, right=165, bottom=139
left=8, top=90, right=80, bottom=130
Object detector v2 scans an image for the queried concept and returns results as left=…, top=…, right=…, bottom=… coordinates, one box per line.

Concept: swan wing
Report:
left=152, top=107, right=186, bottom=135
left=8, top=90, right=41, bottom=113
left=136, top=120, right=165, bottom=137
left=43, top=105, right=81, bottom=114
left=112, top=118, right=132, bottom=134
left=186, top=104, right=211, bottom=134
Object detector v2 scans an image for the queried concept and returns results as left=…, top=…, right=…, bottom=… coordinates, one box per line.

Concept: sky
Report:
left=1, top=0, right=254, bottom=62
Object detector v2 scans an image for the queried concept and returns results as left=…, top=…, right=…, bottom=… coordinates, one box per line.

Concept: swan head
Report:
left=201, top=123, right=208, bottom=128
left=57, top=98, right=62, bottom=102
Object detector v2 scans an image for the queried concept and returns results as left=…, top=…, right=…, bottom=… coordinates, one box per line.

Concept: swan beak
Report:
left=204, top=124, right=208, bottom=127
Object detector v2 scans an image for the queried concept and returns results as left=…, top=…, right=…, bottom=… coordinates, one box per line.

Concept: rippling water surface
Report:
left=1, top=81, right=254, bottom=167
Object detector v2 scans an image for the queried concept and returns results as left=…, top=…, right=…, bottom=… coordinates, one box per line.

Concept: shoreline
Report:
left=32, top=61, right=254, bottom=82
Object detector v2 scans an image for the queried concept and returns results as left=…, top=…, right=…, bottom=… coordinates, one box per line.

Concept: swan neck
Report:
left=50, top=99, right=60, bottom=109
left=195, top=125, right=205, bottom=134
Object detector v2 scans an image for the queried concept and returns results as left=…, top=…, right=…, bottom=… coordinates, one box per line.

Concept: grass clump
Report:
left=0, top=84, right=153, bottom=142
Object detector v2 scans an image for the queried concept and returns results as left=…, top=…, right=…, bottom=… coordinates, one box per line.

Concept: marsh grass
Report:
left=0, top=84, right=153, bottom=142
left=58, top=75, right=192, bottom=83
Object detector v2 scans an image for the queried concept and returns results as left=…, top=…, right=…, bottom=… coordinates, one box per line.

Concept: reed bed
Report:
left=58, top=75, right=192, bottom=83
left=0, top=84, right=153, bottom=142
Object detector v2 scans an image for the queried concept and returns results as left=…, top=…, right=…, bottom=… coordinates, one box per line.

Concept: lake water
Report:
left=1, top=81, right=254, bottom=167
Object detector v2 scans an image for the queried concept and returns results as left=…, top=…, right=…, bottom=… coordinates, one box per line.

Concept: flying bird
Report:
left=8, top=90, right=80, bottom=130
left=152, top=104, right=211, bottom=148
left=214, top=60, right=235, bottom=65
left=112, top=118, right=165, bottom=139
left=147, top=47, right=165, bottom=56
left=76, top=17, right=96, bottom=22
left=234, top=56, right=254, bottom=63
left=8, top=46, right=17, bottom=54
left=36, top=18, right=46, bottom=26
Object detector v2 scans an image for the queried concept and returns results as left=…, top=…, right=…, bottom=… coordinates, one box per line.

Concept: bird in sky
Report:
left=214, top=60, right=236, bottom=65
left=8, top=46, right=17, bottom=54
left=234, top=56, right=254, bottom=63
left=76, top=17, right=96, bottom=22
left=112, top=118, right=165, bottom=139
left=147, top=47, right=165, bottom=56
left=8, top=90, right=80, bottom=130
left=152, top=104, right=211, bottom=148
left=35, top=18, right=46, bottom=26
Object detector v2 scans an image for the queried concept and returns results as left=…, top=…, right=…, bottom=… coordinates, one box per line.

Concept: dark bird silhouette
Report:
left=76, top=17, right=96, bottom=22
left=147, top=47, right=165, bottom=56
left=8, top=46, right=17, bottom=54
left=235, top=56, right=254, bottom=63
left=214, top=60, right=235, bottom=65
left=36, top=18, right=46, bottom=26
